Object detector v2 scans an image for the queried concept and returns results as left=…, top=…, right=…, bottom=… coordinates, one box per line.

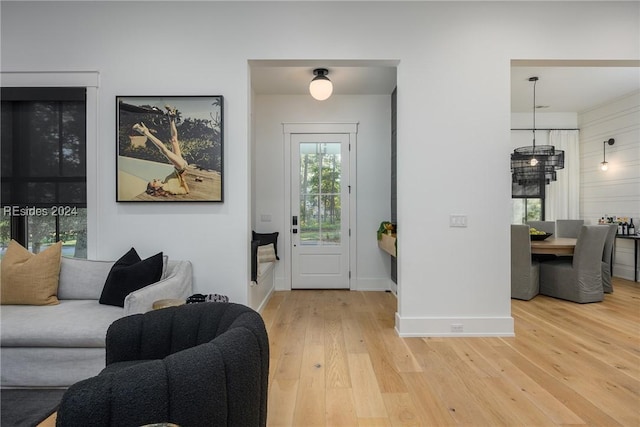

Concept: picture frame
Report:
left=116, top=95, right=223, bottom=202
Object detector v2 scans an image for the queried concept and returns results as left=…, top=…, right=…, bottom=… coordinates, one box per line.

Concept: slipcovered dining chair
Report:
left=511, top=224, right=539, bottom=300
left=601, top=223, right=618, bottom=293
left=539, top=225, right=609, bottom=303
left=556, top=219, right=584, bottom=238
left=526, top=220, right=555, bottom=235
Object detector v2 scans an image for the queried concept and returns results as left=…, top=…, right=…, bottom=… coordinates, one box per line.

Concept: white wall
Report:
left=252, top=94, right=392, bottom=294
left=2, top=1, right=638, bottom=335
left=579, top=91, right=640, bottom=281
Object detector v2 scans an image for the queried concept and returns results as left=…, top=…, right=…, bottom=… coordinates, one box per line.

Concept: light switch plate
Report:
left=450, top=214, right=467, bottom=227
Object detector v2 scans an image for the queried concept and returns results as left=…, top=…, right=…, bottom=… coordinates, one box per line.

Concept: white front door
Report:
left=291, top=133, right=350, bottom=289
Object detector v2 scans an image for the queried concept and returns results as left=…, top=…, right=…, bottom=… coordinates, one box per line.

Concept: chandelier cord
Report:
left=532, top=78, right=537, bottom=151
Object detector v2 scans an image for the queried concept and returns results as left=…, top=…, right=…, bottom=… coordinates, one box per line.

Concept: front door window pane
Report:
left=299, top=142, right=341, bottom=246
left=320, top=195, right=341, bottom=245
left=300, top=194, right=319, bottom=245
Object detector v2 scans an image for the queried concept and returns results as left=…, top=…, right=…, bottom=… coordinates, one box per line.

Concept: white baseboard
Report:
left=255, top=287, right=274, bottom=314
left=273, top=276, right=392, bottom=291
left=351, top=277, right=392, bottom=291
left=395, top=313, right=515, bottom=337
left=249, top=262, right=275, bottom=312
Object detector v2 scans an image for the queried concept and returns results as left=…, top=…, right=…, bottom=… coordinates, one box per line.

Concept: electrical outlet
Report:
left=449, top=214, right=467, bottom=228
left=451, top=323, right=464, bottom=333
left=260, top=214, right=272, bottom=222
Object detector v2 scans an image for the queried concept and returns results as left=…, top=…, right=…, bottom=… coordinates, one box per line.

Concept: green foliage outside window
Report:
left=512, top=198, right=543, bottom=224
left=118, top=104, right=222, bottom=172
left=299, top=143, right=342, bottom=245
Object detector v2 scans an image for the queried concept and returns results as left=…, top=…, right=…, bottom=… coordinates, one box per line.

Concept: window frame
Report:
left=0, top=71, right=99, bottom=257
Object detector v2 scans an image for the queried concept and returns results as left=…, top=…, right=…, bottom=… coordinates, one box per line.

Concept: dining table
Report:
left=530, top=237, right=577, bottom=256
left=530, top=234, right=639, bottom=282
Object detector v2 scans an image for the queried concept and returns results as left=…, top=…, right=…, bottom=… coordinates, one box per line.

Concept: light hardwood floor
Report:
left=261, top=277, right=639, bottom=426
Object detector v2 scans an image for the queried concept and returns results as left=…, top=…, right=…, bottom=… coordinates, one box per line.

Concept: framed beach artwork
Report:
left=116, top=95, right=223, bottom=202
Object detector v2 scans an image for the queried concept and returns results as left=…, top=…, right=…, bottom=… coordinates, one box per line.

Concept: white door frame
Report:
left=282, top=122, right=358, bottom=291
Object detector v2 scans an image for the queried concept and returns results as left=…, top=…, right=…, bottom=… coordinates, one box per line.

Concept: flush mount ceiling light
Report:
left=309, top=68, right=333, bottom=101
left=511, top=76, right=565, bottom=189
left=600, top=138, right=615, bottom=171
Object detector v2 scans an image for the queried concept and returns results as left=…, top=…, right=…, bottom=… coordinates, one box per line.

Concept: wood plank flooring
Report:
left=261, top=278, right=640, bottom=426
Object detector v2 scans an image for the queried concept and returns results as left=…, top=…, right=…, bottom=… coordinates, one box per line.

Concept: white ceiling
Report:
left=250, top=60, right=639, bottom=114
left=511, top=61, right=640, bottom=113
left=250, top=60, right=398, bottom=96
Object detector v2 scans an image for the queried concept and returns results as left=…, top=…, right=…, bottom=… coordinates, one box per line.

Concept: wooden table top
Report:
left=530, top=237, right=577, bottom=255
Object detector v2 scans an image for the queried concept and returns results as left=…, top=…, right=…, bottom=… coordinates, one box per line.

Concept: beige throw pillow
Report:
left=0, top=240, right=62, bottom=305
left=257, top=243, right=277, bottom=264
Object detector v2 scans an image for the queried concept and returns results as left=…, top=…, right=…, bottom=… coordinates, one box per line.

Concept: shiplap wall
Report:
left=579, top=90, right=640, bottom=281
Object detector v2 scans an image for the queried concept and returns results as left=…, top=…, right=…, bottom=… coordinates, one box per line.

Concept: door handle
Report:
left=292, top=216, right=298, bottom=226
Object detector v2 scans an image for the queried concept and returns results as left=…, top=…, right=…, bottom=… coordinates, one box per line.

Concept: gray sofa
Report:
left=0, top=256, right=192, bottom=388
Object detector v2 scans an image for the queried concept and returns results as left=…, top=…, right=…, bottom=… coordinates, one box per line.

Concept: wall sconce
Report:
left=309, top=68, right=333, bottom=101
left=600, top=138, right=615, bottom=171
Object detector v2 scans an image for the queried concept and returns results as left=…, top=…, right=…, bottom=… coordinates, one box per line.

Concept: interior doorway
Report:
left=249, top=59, right=398, bottom=299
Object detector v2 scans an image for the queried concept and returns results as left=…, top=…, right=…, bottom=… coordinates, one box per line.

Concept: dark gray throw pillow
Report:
left=99, top=248, right=163, bottom=307
left=252, top=231, right=279, bottom=260
left=251, top=239, right=260, bottom=282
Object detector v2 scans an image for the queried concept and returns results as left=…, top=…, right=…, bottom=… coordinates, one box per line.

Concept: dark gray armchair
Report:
left=511, top=224, right=539, bottom=300
left=56, top=302, right=269, bottom=427
left=539, top=225, right=609, bottom=303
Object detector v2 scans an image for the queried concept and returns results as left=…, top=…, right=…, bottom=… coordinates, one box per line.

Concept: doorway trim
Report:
left=282, top=122, right=358, bottom=291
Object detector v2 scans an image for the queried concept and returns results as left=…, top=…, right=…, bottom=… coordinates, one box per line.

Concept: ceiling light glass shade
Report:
left=600, top=161, right=609, bottom=171
left=309, top=69, right=333, bottom=101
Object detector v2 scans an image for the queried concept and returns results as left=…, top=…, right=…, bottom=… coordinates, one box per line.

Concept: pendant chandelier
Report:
left=511, top=77, right=564, bottom=195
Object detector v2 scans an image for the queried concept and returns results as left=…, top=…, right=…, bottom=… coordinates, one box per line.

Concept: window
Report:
left=298, top=142, right=342, bottom=246
left=511, top=172, right=546, bottom=224
left=511, top=198, right=543, bottom=224
left=1, top=87, right=87, bottom=258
